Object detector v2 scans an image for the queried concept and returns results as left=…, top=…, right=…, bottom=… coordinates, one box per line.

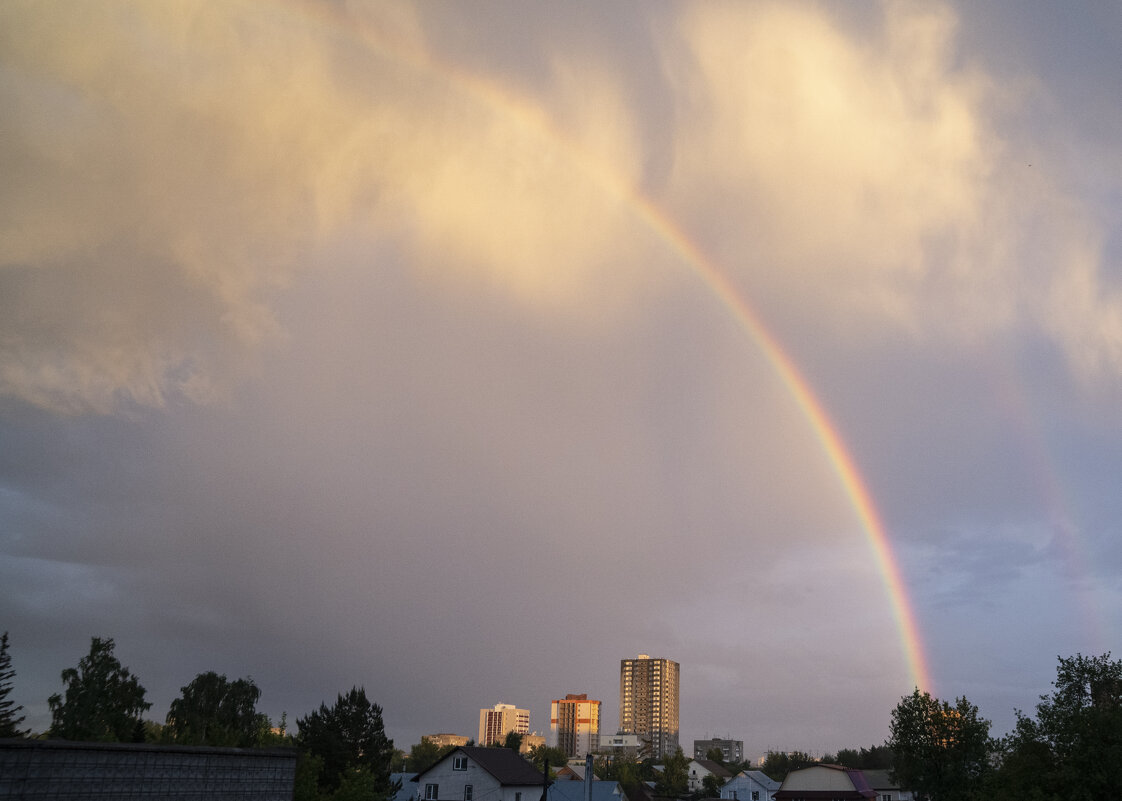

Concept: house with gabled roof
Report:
left=412, top=746, right=547, bottom=801
left=860, top=770, right=914, bottom=801
left=772, top=765, right=876, bottom=800
left=720, top=770, right=780, bottom=801
left=549, top=778, right=625, bottom=801
left=687, top=758, right=733, bottom=793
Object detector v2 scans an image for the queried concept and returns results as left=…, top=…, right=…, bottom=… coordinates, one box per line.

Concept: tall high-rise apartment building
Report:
left=550, top=693, right=601, bottom=758
left=619, top=654, right=679, bottom=759
left=478, top=703, right=530, bottom=746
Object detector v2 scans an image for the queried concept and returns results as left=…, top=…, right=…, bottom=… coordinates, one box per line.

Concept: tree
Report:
left=528, top=743, right=569, bottom=775
left=701, top=774, right=724, bottom=798
left=991, top=653, right=1122, bottom=800
left=297, top=687, right=397, bottom=799
left=164, top=671, right=262, bottom=747
left=0, top=632, right=27, bottom=738
left=259, top=711, right=295, bottom=746
left=760, top=751, right=814, bottom=782
left=407, top=737, right=455, bottom=773
left=888, top=689, right=992, bottom=801
left=48, top=637, right=151, bottom=742
left=835, top=745, right=894, bottom=770
left=502, top=730, right=524, bottom=752
left=655, top=747, right=689, bottom=798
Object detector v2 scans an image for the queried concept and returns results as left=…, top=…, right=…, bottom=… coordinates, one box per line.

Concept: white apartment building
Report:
left=478, top=703, right=530, bottom=747
left=550, top=693, right=601, bottom=758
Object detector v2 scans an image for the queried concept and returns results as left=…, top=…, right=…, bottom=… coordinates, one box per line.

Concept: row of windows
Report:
left=421, top=780, right=471, bottom=798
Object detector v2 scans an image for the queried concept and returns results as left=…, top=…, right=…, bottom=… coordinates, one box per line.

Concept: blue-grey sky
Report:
left=2, top=1, right=1120, bottom=761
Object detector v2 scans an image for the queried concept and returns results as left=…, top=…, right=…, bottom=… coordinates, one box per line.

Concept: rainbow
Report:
left=629, top=201, right=934, bottom=693
left=291, top=0, right=934, bottom=691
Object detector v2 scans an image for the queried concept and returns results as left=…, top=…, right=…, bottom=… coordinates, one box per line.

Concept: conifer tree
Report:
left=0, top=631, right=28, bottom=738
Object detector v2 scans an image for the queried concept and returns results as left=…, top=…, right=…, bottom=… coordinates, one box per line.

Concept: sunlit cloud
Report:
left=4, top=0, right=1121, bottom=416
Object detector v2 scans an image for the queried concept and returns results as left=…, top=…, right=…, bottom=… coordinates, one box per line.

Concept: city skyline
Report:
left=2, top=0, right=1121, bottom=763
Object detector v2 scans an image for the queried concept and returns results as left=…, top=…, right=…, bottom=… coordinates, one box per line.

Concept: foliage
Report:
left=701, top=774, right=724, bottom=798
left=164, top=671, right=262, bottom=747
left=528, top=743, right=569, bottom=775
left=760, top=751, right=815, bottom=782
left=655, top=747, right=690, bottom=798
left=888, top=689, right=992, bottom=801
left=407, top=738, right=455, bottom=773
left=259, top=711, right=295, bottom=746
left=0, top=632, right=28, bottom=738
left=834, top=745, right=894, bottom=770
left=704, top=747, right=725, bottom=765
left=141, top=719, right=165, bottom=743
left=294, top=752, right=327, bottom=801
left=297, top=687, right=396, bottom=798
left=502, top=730, right=524, bottom=751
left=332, top=767, right=389, bottom=801
left=47, top=637, right=151, bottom=742
left=990, top=653, right=1122, bottom=800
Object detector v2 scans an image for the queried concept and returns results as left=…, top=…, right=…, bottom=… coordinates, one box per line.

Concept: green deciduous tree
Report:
left=655, top=747, right=689, bottom=798
left=164, top=671, right=262, bottom=747
left=528, top=743, right=569, bottom=775
left=297, top=687, right=397, bottom=799
left=502, top=730, right=524, bottom=752
left=760, top=751, right=814, bottom=782
left=0, top=632, right=28, bottom=738
left=835, top=745, right=894, bottom=770
left=48, top=636, right=151, bottom=742
left=888, top=689, right=992, bottom=801
left=701, top=774, right=724, bottom=798
left=991, top=653, right=1122, bottom=800
left=407, top=737, right=454, bottom=773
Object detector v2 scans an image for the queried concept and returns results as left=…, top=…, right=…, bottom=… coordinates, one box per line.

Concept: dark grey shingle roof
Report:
left=456, top=746, right=548, bottom=786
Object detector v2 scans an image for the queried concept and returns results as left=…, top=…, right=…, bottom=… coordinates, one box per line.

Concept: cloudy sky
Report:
left=2, top=1, right=1120, bottom=760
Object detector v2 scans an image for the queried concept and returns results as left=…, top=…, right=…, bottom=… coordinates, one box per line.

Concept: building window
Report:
left=453, top=756, right=468, bottom=771
left=751, top=793, right=759, bottom=801
left=425, top=785, right=439, bottom=800
left=516, top=794, right=522, bottom=801
left=464, top=786, right=473, bottom=801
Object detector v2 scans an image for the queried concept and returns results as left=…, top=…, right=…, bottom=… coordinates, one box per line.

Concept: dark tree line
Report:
left=3, top=634, right=399, bottom=801
left=887, top=653, right=1122, bottom=801
left=7, top=634, right=1120, bottom=801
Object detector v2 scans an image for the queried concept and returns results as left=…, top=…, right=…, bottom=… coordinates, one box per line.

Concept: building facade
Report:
left=694, top=738, right=744, bottom=764
left=618, top=654, right=679, bottom=759
left=597, top=733, right=643, bottom=758
left=550, top=693, right=601, bottom=758
left=424, top=734, right=471, bottom=749
left=478, top=703, right=530, bottom=747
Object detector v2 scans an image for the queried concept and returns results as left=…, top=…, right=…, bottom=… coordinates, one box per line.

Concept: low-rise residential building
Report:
left=720, top=771, right=780, bottom=801
left=687, top=758, right=732, bottom=793
left=550, top=779, right=624, bottom=801
left=411, top=746, right=545, bottom=801
left=861, top=770, right=914, bottom=801
left=772, top=765, right=876, bottom=801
